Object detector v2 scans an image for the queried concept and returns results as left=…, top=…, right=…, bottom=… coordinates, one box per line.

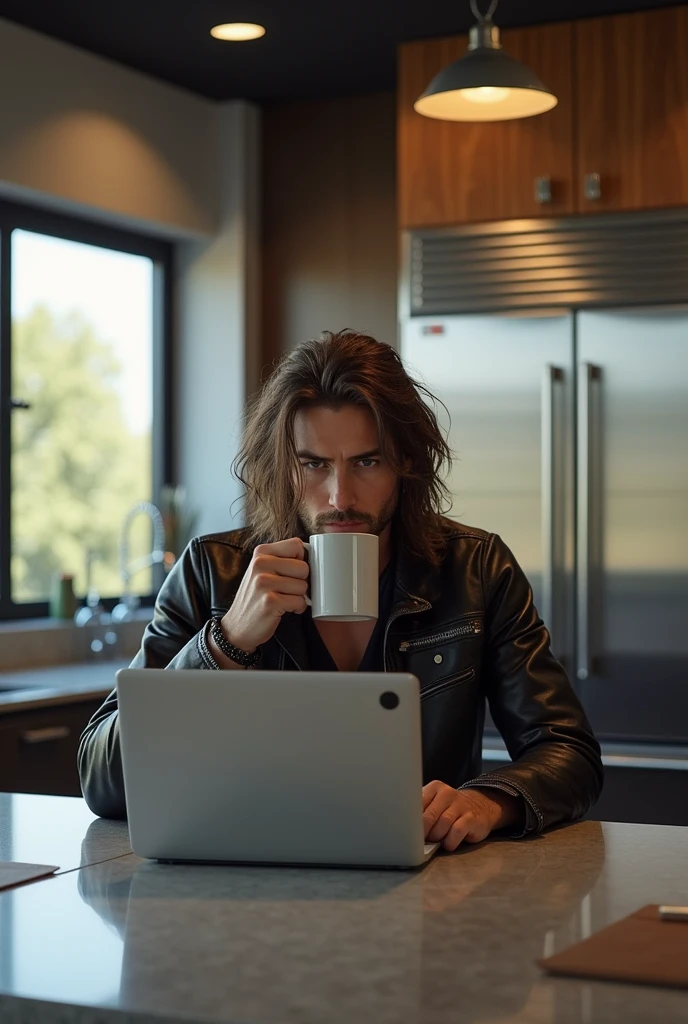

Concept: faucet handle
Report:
left=111, top=592, right=140, bottom=623
left=74, top=595, right=106, bottom=627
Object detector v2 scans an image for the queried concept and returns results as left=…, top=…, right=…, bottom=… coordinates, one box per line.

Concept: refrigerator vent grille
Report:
left=406, top=210, right=688, bottom=315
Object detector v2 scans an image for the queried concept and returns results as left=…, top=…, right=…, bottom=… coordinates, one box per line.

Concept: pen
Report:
left=658, top=905, right=688, bottom=921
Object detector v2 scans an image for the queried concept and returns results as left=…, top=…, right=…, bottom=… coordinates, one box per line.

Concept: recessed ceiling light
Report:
left=210, top=23, right=266, bottom=42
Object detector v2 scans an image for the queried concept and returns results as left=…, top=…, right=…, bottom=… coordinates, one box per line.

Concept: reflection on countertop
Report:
left=2, top=819, right=687, bottom=1023
left=0, top=792, right=130, bottom=871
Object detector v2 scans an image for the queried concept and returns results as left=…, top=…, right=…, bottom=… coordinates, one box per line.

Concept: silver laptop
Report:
left=116, top=669, right=440, bottom=869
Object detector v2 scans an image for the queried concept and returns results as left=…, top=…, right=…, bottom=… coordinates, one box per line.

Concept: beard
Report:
left=298, top=490, right=399, bottom=538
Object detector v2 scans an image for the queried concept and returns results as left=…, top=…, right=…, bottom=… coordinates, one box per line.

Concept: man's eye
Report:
left=358, top=458, right=379, bottom=468
left=302, top=460, right=325, bottom=470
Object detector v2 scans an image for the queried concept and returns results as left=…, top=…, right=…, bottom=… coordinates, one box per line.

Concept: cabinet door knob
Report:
left=584, top=173, right=602, bottom=200
left=21, top=726, right=71, bottom=744
left=534, top=175, right=552, bottom=204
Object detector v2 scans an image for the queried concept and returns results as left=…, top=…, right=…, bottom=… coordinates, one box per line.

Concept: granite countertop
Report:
left=0, top=660, right=128, bottom=715
left=0, top=817, right=687, bottom=1023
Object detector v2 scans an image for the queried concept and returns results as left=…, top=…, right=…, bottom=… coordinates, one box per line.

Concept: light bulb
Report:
left=461, top=86, right=511, bottom=104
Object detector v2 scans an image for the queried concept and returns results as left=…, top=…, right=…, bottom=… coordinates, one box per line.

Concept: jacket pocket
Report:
left=398, top=618, right=483, bottom=653
left=421, top=666, right=476, bottom=702
left=398, top=615, right=484, bottom=691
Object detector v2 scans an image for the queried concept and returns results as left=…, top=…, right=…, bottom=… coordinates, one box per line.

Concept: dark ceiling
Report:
left=0, top=0, right=676, bottom=103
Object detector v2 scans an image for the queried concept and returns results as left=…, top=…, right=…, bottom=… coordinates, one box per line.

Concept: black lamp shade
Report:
left=414, top=46, right=558, bottom=121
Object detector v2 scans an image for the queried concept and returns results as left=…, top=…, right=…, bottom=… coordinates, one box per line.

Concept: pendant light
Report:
left=414, top=0, right=558, bottom=122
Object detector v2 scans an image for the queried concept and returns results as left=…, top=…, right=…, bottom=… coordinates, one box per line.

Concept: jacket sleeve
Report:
left=462, top=533, right=603, bottom=834
left=77, top=538, right=215, bottom=819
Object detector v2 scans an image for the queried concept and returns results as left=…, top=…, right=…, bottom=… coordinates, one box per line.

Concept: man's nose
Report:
left=329, top=469, right=356, bottom=511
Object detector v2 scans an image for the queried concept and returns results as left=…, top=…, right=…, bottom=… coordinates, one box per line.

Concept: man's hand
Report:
left=422, top=782, right=521, bottom=852
left=218, top=538, right=309, bottom=655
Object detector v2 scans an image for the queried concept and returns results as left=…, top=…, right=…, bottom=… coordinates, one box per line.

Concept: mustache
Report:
left=313, top=510, right=374, bottom=527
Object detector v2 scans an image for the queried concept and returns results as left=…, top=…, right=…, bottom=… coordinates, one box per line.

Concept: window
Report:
left=0, top=201, right=172, bottom=619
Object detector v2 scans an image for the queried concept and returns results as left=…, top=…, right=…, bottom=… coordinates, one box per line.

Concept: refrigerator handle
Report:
left=577, top=363, right=602, bottom=681
left=541, top=365, right=564, bottom=643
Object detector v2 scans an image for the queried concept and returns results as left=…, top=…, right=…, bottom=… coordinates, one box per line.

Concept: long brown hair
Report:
left=233, top=330, right=453, bottom=564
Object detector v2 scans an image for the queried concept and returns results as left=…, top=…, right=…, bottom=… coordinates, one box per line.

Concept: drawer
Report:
left=0, top=699, right=102, bottom=796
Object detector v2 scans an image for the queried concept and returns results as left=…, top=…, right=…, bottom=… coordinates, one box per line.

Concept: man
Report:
left=78, top=330, right=603, bottom=848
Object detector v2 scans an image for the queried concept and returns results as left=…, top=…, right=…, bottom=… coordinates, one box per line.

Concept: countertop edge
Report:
left=0, top=686, right=111, bottom=716
left=482, top=740, right=688, bottom=770
left=0, top=992, right=170, bottom=1024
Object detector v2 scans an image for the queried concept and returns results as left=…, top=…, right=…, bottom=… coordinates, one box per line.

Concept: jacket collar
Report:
left=394, top=544, right=439, bottom=609
left=392, top=519, right=443, bottom=609
left=274, top=612, right=310, bottom=671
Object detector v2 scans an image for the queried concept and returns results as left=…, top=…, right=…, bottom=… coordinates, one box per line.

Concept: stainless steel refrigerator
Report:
left=400, top=308, right=688, bottom=744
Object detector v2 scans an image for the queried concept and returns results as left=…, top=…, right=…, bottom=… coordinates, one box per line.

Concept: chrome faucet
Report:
left=111, top=500, right=166, bottom=623
left=74, top=549, right=106, bottom=628
left=73, top=549, right=119, bottom=658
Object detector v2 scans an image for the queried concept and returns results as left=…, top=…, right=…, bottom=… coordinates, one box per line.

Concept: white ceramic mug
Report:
left=303, top=533, right=379, bottom=621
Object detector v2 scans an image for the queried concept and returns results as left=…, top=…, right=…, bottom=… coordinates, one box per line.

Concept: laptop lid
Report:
left=116, top=669, right=430, bottom=868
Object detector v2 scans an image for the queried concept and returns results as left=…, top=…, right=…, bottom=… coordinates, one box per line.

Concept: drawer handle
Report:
left=21, top=726, right=71, bottom=744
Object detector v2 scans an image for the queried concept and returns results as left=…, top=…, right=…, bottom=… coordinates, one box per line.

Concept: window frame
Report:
left=0, top=199, right=174, bottom=621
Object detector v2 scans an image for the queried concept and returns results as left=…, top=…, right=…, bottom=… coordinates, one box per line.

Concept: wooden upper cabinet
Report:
left=576, top=7, right=688, bottom=214
left=398, top=22, right=575, bottom=228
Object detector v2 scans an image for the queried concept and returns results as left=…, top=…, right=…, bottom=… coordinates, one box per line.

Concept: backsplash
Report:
left=0, top=610, right=152, bottom=672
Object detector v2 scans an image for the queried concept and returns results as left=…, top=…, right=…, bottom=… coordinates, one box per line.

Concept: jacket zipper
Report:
left=421, top=666, right=475, bottom=701
left=398, top=619, right=483, bottom=653
left=383, top=596, right=431, bottom=671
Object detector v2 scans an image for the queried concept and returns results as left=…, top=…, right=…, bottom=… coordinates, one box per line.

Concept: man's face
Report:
left=293, top=404, right=400, bottom=536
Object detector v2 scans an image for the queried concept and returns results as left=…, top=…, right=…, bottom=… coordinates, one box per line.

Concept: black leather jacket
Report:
left=78, top=520, right=603, bottom=830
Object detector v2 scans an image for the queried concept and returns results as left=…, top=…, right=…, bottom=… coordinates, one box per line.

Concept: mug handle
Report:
left=302, top=541, right=312, bottom=607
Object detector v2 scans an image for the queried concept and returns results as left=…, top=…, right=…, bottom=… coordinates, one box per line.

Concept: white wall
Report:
left=0, top=18, right=261, bottom=537
left=0, top=18, right=220, bottom=236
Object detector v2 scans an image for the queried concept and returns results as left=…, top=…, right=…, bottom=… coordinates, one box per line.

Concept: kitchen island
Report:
left=0, top=798, right=685, bottom=1023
